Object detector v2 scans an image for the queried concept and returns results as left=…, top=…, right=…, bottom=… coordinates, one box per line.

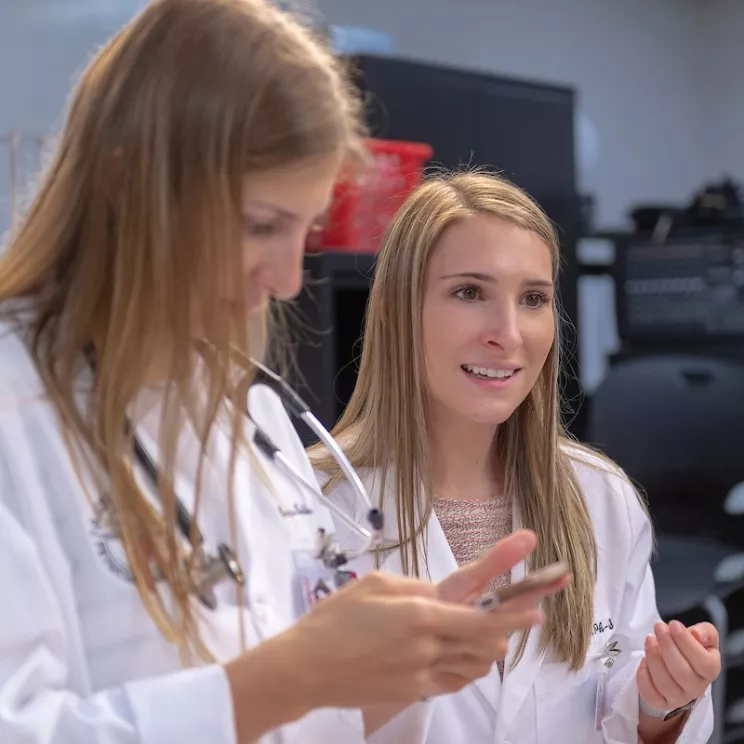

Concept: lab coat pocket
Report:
left=534, top=657, right=602, bottom=744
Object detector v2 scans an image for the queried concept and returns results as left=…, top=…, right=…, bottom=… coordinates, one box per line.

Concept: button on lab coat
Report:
left=321, top=449, right=714, bottom=744
left=0, top=325, right=364, bottom=744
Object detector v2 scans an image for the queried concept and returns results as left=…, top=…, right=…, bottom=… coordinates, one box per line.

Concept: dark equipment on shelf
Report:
left=615, top=232, right=744, bottom=348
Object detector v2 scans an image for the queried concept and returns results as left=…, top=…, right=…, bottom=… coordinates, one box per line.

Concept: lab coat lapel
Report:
left=424, top=510, right=502, bottom=715
left=380, top=477, right=510, bottom=716
left=495, top=502, right=548, bottom=738
left=376, top=475, right=459, bottom=584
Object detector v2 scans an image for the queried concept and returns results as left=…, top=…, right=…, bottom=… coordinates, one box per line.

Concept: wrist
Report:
left=225, top=631, right=320, bottom=743
left=639, top=695, right=698, bottom=720
left=638, top=697, right=693, bottom=744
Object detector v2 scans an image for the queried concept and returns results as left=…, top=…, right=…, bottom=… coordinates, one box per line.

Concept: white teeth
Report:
left=463, top=364, right=515, bottom=380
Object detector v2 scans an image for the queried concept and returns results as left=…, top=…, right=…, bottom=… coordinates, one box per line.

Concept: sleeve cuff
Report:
left=675, top=685, right=714, bottom=744
left=125, top=664, right=237, bottom=744
left=603, top=661, right=714, bottom=743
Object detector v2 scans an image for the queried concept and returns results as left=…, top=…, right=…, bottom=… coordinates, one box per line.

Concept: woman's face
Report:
left=421, top=214, right=556, bottom=428
left=240, top=153, right=342, bottom=310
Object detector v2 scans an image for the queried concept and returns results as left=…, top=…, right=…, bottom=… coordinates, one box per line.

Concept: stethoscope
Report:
left=125, top=358, right=385, bottom=610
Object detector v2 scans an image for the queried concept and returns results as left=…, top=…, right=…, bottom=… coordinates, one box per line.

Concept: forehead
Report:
left=429, top=214, right=554, bottom=280
left=240, top=154, right=343, bottom=218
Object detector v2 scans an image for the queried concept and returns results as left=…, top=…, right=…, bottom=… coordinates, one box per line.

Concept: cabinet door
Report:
left=357, top=57, right=482, bottom=170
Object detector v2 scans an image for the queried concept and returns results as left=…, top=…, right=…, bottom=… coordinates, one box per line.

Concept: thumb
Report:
left=437, top=529, right=537, bottom=603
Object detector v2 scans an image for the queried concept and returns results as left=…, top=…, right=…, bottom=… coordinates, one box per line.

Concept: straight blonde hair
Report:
left=0, top=0, right=364, bottom=661
left=311, top=171, right=601, bottom=670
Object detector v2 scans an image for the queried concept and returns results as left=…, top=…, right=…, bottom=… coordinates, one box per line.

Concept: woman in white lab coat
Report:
left=0, top=6, right=564, bottom=744
left=311, top=171, right=721, bottom=743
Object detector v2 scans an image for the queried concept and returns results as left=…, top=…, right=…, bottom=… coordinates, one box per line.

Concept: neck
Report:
left=428, top=409, right=502, bottom=502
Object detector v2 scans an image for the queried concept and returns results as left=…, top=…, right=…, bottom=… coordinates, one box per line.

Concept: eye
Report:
left=524, top=291, right=549, bottom=309
left=453, top=285, right=482, bottom=302
left=243, top=217, right=281, bottom=237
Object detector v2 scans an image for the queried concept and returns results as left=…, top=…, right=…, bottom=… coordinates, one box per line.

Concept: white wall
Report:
left=316, top=0, right=712, bottom=229
left=0, top=0, right=741, bottom=234
left=0, top=1, right=148, bottom=235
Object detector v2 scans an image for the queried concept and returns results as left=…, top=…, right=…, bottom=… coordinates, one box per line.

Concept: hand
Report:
left=637, top=620, right=721, bottom=713
left=437, top=530, right=572, bottom=609
left=432, top=530, right=572, bottom=691
left=281, top=529, right=550, bottom=710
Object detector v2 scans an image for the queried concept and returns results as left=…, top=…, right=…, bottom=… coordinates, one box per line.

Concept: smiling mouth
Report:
left=461, top=364, right=519, bottom=381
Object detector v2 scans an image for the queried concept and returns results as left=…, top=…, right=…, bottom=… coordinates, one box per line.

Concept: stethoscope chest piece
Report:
left=190, top=543, right=245, bottom=611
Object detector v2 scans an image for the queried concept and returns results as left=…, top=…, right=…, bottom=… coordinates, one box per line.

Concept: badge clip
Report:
left=593, top=639, right=622, bottom=730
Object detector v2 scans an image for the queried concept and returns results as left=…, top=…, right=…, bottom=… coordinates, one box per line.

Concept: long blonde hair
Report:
left=311, top=171, right=598, bottom=670
left=0, top=0, right=363, bottom=661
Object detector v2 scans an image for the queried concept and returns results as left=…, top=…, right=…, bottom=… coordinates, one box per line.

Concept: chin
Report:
left=462, top=405, right=516, bottom=427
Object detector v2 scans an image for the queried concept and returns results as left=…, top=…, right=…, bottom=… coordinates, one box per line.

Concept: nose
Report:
left=253, top=237, right=305, bottom=301
left=483, top=303, right=522, bottom=353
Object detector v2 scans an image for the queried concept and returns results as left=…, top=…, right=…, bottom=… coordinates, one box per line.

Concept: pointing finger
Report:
left=438, top=530, right=537, bottom=603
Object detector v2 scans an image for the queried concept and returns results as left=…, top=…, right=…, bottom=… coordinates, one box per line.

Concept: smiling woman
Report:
left=309, top=170, right=719, bottom=744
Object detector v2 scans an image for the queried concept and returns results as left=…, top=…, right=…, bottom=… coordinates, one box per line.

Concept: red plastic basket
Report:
left=310, top=138, right=433, bottom=254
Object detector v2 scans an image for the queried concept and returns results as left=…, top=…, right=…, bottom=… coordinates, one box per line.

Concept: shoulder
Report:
left=247, top=382, right=311, bottom=474
left=0, top=320, right=45, bottom=400
left=0, top=321, right=54, bottom=457
left=562, top=441, right=649, bottom=540
left=311, top=447, right=384, bottom=521
left=310, top=442, right=380, bottom=493
left=0, top=323, right=64, bottom=524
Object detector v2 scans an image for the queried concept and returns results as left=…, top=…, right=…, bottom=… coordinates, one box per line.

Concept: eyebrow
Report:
left=438, top=271, right=554, bottom=288
left=245, top=200, right=331, bottom=223
left=244, top=200, right=300, bottom=221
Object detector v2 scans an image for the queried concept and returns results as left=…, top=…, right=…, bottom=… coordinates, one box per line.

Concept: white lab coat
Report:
left=321, top=448, right=714, bottom=744
left=0, top=323, right=365, bottom=744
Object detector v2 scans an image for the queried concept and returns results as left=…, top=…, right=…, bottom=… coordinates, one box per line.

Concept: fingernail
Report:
left=670, top=620, right=685, bottom=635
left=655, top=622, right=668, bottom=636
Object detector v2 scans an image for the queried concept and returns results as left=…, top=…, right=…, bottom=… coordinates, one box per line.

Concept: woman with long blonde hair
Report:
left=0, top=5, right=563, bottom=744
left=311, top=171, right=720, bottom=743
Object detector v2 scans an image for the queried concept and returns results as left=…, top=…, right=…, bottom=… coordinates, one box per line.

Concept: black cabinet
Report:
left=290, top=55, right=581, bottom=439
left=289, top=251, right=376, bottom=441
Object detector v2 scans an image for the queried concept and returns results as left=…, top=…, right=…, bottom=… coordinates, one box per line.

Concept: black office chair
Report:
left=587, top=354, right=744, bottom=744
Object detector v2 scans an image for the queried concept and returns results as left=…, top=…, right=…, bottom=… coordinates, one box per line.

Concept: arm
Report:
left=636, top=620, right=719, bottom=744
left=600, top=486, right=713, bottom=744
left=637, top=711, right=690, bottom=744
left=0, top=497, right=240, bottom=744
left=0, top=409, right=318, bottom=744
